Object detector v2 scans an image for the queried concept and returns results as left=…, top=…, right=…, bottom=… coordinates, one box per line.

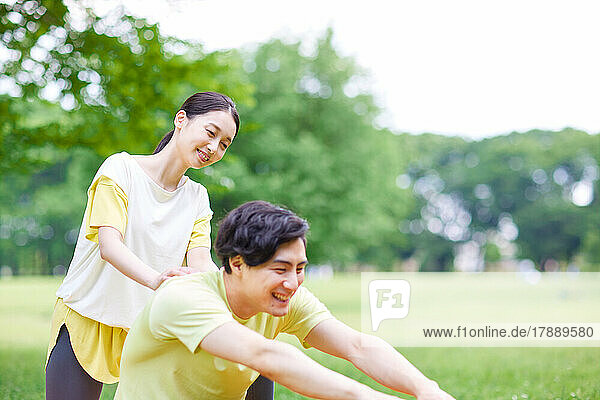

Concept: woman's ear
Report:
left=174, top=110, right=187, bottom=130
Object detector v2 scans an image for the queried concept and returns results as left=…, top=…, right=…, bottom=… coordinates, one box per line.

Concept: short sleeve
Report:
left=187, top=215, right=212, bottom=251
left=148, top=277, right=235, bottom=354
left=280, top=287, right=334, bottom=348
left=84, top=175, right=128, bottom=242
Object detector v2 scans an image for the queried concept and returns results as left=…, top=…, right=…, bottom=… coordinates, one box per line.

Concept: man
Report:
left=116, top=201, right=454, bottom=399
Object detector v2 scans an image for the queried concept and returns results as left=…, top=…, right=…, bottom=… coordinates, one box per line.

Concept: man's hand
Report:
left=415, top=380, right=455, bottom=400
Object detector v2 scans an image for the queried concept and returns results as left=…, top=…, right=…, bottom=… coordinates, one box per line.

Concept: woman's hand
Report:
left=151, top=266, right=193, bottom=290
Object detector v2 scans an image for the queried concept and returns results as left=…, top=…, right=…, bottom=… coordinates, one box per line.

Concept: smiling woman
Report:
left=43, top=92, right=280, bottom=400
left=153, top=92, right=239, bottom=160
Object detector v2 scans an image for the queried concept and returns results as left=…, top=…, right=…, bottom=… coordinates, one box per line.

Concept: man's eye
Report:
left=220, top=142, right=228, bottom=150
left=296, top=268, right=304, bottom=274
left=207, top=129, right=215, bottom=137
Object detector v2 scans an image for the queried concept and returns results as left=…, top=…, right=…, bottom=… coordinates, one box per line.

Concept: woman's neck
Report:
left=136, top=144, right=189, bottom=192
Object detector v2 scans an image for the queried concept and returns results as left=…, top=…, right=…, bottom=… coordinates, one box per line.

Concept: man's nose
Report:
left=283, top=272, right=298, bottom=290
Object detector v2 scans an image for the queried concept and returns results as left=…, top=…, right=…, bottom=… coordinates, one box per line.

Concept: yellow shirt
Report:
left=116, top=271, right=333, bottom=400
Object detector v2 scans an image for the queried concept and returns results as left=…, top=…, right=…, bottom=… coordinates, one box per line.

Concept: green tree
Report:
left=208, top=30, right=413, bottom=268
left=1, top=0, right=253, bottom=171
left=398, top=129, right=599, bottom=271
left=0, top=0, right=253, bottom=274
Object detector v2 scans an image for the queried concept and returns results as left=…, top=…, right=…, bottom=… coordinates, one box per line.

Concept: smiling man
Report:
left=115, top=201, right=454, bottom=400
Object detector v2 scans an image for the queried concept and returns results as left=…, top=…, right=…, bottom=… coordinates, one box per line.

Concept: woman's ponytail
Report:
left=153, top=130, right=174, bottom=154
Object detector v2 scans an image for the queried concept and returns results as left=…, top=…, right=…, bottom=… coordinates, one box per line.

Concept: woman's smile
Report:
left=196, top=148, right=211, bottom=163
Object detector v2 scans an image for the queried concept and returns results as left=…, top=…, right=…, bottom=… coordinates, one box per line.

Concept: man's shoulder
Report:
left=159, top=270, right=221, bottom=293
left=148, top=271, right=228, bottom=325
left=290, top=286, right=318, bottom=305
left=146, top=271, right=233, bottom=344
left=153, top=271, right=224, bottom=308
left=288, top=286, right=329, bottom=317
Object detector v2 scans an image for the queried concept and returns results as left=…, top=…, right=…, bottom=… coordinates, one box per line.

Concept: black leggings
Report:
left=46, top=324, right=274, bottom=399
left=46, top=325, right=103, bottom=400
left=246, top=375, right=274, bottom=400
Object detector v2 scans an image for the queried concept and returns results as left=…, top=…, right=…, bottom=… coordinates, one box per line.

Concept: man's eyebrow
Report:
left=272, top=259, right=308, bottom=267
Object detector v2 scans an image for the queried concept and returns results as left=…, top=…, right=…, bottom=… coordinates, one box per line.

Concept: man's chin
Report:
left=267, top=306, right=290, bottom=317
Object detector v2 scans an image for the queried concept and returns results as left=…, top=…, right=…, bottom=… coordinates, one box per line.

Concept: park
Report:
left=1, top=275, right=599, bottom=398
left=1, top=1, right=599, bottom=399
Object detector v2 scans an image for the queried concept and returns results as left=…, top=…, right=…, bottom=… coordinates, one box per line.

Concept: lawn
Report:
left=0, top=275, right=598, bottom=399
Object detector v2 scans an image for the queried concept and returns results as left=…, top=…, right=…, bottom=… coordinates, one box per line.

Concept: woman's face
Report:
left=175, top=110, right=236, bottom=169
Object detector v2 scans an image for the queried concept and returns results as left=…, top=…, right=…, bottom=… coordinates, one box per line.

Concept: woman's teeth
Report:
left=197, top=149, right=209, bottom=162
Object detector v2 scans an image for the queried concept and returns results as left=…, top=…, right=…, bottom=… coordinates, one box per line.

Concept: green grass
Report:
left=1, top=275, right=599, bottom=399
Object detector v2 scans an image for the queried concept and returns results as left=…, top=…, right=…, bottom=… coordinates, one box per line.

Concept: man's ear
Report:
left=229, top=255, right=245, bottom=272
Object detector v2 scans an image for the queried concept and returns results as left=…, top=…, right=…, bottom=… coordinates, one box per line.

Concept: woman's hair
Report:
left=214, top=201, right=310, bottom=274
left=153, top=91, right=240, bottom=154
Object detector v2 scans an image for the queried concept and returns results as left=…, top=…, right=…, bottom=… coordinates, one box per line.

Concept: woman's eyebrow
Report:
left=207, top=122, right=222, bottom=132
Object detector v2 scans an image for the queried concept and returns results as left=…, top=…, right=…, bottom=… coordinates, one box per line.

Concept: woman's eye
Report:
left=207, top=129, right=215, bottom=137
left=297, top=268, right=304, bottom=274
left=220, top=142, right=228, bottom=150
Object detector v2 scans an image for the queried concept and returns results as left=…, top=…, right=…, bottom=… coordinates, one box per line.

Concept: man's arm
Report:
left=186, top=247, right=219, bottom=272
left=304, top=319, right=455, bottom=400
left=199, top=321, right=399, bottom=400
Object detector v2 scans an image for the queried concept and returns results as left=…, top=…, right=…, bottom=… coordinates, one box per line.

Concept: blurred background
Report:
left=0, top=0, right=599, bottom=277
left=2, top=2, right=600, bottom=399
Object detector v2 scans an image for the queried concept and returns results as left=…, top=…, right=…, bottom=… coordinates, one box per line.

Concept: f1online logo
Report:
left=368, top=280, right=411, bottom=331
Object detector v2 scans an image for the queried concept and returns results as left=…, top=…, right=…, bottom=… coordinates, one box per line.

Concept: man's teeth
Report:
left=273, top=293, right=291, bottom=301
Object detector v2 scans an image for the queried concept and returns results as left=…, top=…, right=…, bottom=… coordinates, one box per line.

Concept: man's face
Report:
left=238, top=238, right=307, bottom=317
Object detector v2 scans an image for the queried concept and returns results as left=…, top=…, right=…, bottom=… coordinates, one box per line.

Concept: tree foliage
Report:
left=1, top=2, right=598, bottom=274
left=207, top=30, right=413, bottom=267
left=0, top=0, right=253, bottom=272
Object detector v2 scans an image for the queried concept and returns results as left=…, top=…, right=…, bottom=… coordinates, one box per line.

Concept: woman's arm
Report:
left=98, top=226, right=190, bottom=290
left=186, top=247, right=219, bottom=272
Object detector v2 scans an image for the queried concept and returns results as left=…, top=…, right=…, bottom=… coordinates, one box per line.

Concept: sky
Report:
left=96, top=0, right=600, bottom=140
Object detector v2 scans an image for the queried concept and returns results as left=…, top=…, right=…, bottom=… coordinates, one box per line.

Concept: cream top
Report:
left=56, top=152, right=213, bottom=328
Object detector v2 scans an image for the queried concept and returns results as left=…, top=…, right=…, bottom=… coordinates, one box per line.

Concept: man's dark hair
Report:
left=214, top=201, right=309, bottom=273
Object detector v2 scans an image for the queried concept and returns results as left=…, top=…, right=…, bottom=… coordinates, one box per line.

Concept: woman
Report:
left=46, top=92, right=272, bottom=399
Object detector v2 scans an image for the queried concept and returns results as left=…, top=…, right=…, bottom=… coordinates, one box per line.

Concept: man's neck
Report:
left=222, top=271, right=257, bottom=320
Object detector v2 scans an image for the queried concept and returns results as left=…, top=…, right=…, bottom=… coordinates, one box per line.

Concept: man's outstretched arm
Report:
left=304, top=319, right=455, bottom=400
left=200, top=321, right=400, bottom=400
